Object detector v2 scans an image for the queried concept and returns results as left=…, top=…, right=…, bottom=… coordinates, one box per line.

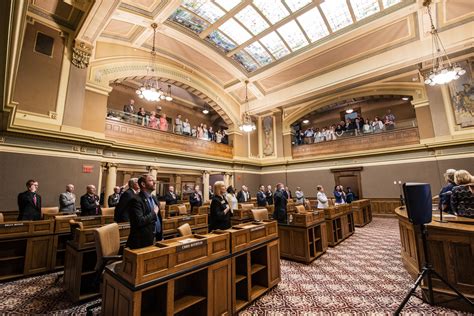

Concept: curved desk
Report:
left=395, top=207, right=474, bottom=312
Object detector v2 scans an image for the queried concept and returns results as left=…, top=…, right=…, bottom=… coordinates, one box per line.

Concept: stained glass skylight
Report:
left=167, top=0, right=407, bottom=73
left=235, top=5, right=269, bottom=35
left=382, top=0, right=402, bottom=8
left=277, top=20, right=308, bottom=51
left=350, top=0, right=380, bottom=20
left=245, top=42, right=273, bottom=66
left=320, top=0, right=353, bottom=31
left=284, top=0, right=312, bottom=13
left=206, top=30, right=237, bottom=52
left=219, top=18, right=252, bottom=45
left=253, top=0, right=290, bottom=24
left=297, top=7, right=329, bottom=43
left=260, top=32, right=291, bottom=59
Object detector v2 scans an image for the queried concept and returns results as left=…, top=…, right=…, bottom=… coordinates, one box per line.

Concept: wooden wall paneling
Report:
left=208, top=258, right=232, bottom=316
left=24, top=235, right=54, bottom=275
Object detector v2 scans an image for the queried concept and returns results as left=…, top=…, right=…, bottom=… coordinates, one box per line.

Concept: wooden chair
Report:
left=177, top=204, right=188, bottom=215
left=101, top=207, right=115, bottom=216
left=86, top=223, right=122, bottom=316
left=295, top=205, right=305, bottom=213
left=41, top=207, right=59, bottom=219
left=239, top=203, right=254, bottom=210
left=251, top=208, right=268, bottom=221
left=0, top=212, right=3, bottom=223
left=177, top=223, right=192, bottom=237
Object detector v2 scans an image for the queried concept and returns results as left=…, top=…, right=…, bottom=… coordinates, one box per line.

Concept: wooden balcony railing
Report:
left=292, top=127, right=420, bottom=159
left=105, top=119, right=233, bottom=159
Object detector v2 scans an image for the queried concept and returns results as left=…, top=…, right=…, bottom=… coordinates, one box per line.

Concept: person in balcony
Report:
left=148, top=111, right=158, bottom=129
left=354, top=117, right=363, bottom=136
left=182, top=118, right=191, bottom=136
left=159, top=113, right=168, bottom=131
left=320, top=127, right=327, bottom=141
left=345, top=119, right=355, bottom=136
left=335, top=123, right=344, bottom=137
left=372, top=116, right=384, bottom=133
left=123, top=99, right=135, bottom=122
left=202, top=124, right=209, bottom=140
left=136, top=107, right=147, bottom=126
left=216, top=129, right=223, bottom=143
left=191, top=125, right=197, bottom=137
left=384, top=109, right=396, bottom=130
left=197, top=124, right=204, bottom=139
left=363, top=119, right=372, bottom=134
left=175, top=114, right=183, bottom=134
left=313, top=128, right=323, bottom=143
left=327, top=125, right=337, bottom=141
left=304, top=128, right=314, bottom=144
left=208, top=126, right=216, bottom=142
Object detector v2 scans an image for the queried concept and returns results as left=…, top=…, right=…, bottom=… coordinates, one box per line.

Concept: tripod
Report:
left=395, top=224, right=474, bottom=314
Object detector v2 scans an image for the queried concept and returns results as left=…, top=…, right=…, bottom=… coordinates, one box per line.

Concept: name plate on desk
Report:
left=80, top=216, right=101, bottom=221
left=118, top=224, right=131, bottom=229
left=250, top=225, right=265, bottom=232
left=0, top=222, right=25, bottom=228
left=176, top=239, right=207, bottom=252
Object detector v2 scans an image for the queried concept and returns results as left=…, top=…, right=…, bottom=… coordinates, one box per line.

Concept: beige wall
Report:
left=426, top=85, right=451, bottom=137
left=13, top=21, right=64, bottom=115
left=82, top=89, right=107, bottom=133
left=234, top=173, right=261, bottom=195
left=414, top=106, right=435, bottom=139
left=63, top=65, right=87, bottom=128
left=0, top=152, right=100, bottom=212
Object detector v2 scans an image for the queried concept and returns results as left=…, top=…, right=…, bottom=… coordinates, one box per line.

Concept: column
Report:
left=147, top=166, right=158, bottom=195
left=104, top=163, right=118, bottom=207
left=203, top=171, right=210, bottom=203
left=257, top=116, right=263, bottom=158
left=229, top=173, right=234, bottom=188
left=97, top=162, right=107, bottom=198
left=223, top=173, right=230, bottom=188
left=175, top=175, right=182, bottom=197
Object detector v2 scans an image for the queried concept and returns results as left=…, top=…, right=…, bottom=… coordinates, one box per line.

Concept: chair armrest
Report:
left=102, top=255, right=122, bottom=264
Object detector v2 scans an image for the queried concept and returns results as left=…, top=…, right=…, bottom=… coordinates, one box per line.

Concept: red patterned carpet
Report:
left=0, top=217, right=471, bottom=315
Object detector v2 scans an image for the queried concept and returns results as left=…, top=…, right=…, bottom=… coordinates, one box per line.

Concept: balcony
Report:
left=104, top=117, right=233, bottom=159
left=292, top=126, right=420, bottom=159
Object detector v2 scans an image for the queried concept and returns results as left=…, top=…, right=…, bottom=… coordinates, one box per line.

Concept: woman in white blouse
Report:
left=225, top=186, right=238, bottom=213
left=182, top=118, right=191, bottom=135
left=316, top=185, right=329, bottom=209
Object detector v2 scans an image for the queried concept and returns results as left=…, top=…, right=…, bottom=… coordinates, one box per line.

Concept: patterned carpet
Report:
left=0, top=217, right=471, bottom=315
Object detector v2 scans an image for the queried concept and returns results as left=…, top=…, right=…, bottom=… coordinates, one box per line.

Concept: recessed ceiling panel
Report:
left=214, top=0, right=241, bottom=11
left=383, top=0, right=402, bottom=8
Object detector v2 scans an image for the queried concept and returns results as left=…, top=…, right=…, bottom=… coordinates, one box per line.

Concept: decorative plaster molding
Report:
left=72, top=41, right=93, bottom=69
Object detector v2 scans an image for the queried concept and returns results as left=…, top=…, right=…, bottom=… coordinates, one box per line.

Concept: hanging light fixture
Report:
left=135, top=24, right=172, bottom=102
left=239, top=81, right=256, bottom=133
left=422, top=0, right=466, bottom=86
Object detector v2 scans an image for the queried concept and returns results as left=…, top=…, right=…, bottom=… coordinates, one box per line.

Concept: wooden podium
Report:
left=321, top=204, right=355, bottom=246
left=351, top=199, right=372, bottom=227
left=278, top=210, right=328, bottom=263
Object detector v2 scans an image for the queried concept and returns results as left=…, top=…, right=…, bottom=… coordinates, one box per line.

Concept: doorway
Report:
left=331, top=167, right=363, bottom=199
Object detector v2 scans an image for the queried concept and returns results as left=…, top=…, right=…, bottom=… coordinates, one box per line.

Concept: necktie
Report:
left=148, top=197, right=161, bottom=236
left=33, top=194, right=37, bottom=206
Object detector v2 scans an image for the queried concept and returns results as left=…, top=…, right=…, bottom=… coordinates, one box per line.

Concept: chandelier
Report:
left=422, top=0, right=465, bottom=86
left=239, top=81, right=256, bottom=133
left=136, top=23, right=173, bottom=102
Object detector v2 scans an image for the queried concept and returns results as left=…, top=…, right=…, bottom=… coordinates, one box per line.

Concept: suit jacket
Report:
left=123, top=104, right=134, bottom=113
left=80, top=194, right=101, bottom=216
left=59, top=192, right=76, bottom=213
left=17, top=191, right=42, bottom=221
left=266, top=191, right=274, bottom=205
left=126, top=192, right=162, bottom=249
left=209, top=195, right=231, bottom=231
left=114, top=188, right=135, bottom=222
left=283, top=190, right=292, bottom=199
left=236, top=190, right=251, bottom=203
left=164, top=192, right=178, bottom=205
left=189, top=192, right=203, bottom=208
left=273, top=190, right=287, bottom=223
left=257, top=191, right=267, bottom=207
left=108, top=193, right=120, bottom=207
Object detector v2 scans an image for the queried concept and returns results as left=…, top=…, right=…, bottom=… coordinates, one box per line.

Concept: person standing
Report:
left=164, top=186, right=178, bottom=205
left=334, top=185, right=346, bottom=205
left=17, top=179, right=42, bottom=221
left=107, top=186, right=121, bottom=208
left=175, top=114, right=183, bottom=135
left=159, top=114, right=168, bottom=131
left=123, top=99, right=135, bottom=123
left=257, top=185, right=267, bottom=207
left=284, top=186, right=292, bottom=200
left=225, top=186, right=238, bottom=214
left=80, top=185, right=101, bottom=216
left=209, top=181, right=232, bottom=231
left=273, top=183, right=287, bottom=223
left=126, top=175, right=163, bottom=249
left=182, top=118, right=191, bottom=136
left=189, top=185, right=203, bottom=211
left=59, top=184, right=76, bottom=213
left=295, top=187, right=305, bottom=204
left=266, top=185, right=274, bottom=205
left=236, top=185, right=251, bottom=203
left=316, top=185, right=329, bottom=209
left=114, top=178, right=139, bottom=223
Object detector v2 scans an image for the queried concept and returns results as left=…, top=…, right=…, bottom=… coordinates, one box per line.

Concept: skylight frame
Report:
left=320, top=0, right=354, bottom=32
left=235, top=5, right=270, bottom=36
left=253, top=0, right=291, bottom=24
left=350, top=0, right=381, bottom=21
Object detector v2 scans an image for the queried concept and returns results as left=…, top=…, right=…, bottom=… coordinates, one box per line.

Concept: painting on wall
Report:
left=262, top=115, right=274, bottom=157
left=181, top=182, right=196, bottom=194
left=449, top=59, right=474, bottom=128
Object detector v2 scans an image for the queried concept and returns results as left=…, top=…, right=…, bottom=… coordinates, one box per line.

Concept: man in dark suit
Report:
left=284, top=186, right=292, bottom=200
left=273, top=183, right=288, bottom=223
left=189, top=185, right=203, bottom=211
left=80, top=185, right=101, bottom=216
left=17, top=179, right=42, bottom=221
left=126, top=174, right=162, bottom=249
left=266, top=185, right=274, bottom=205
left=256, top=185, right=267, bottom=207
left=236, top=185, right=251, bottom=203
left=107, top=186, right=121, bottom=207
left=123, top=99, right=135, bottom=114
left=164, top=186, right=178, bottom=205
left=114, top=178, right=139, bottom=222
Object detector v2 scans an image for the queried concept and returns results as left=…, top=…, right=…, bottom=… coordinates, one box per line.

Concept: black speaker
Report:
left=403, top=182, right=432, bottom=225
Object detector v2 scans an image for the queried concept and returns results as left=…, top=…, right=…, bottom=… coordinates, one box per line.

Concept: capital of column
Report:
left=107, top=163, right=119, bottom=169
left=202, top=170, right=210, bottom=176
left=147, top=166, right=159, bottom=172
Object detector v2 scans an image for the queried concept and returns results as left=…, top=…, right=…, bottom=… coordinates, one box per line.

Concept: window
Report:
left=235, top=5, right=269, bottom=35
left=297, top=7, right=329, bottom=42
left=277, top=20, right=308, bottom=51
left=320, top=0, right=353, bottom=31
left=219, top=18, right=252, bottom=45
left=350, top=0, right=380, bottom=20
left=182, top=0, right=225, bottom=23
left=284, top=0, right=312, bottom=12
left=170, top=8, right=209, bottom=34
left=260, top=31, right=291, bottom=59
left=244, top=42, right=273, bottom=66
left=214, top=0, right=241, bottom=11
left=382, top=0, right=402, bottom=9
left=206, top=31, right=237, bottom=52
left=253, top=0, right=290, bottom=24
left=232, top=51, right=259, bottom=72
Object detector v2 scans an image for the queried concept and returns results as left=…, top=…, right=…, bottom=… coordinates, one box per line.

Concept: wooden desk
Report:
left=0, top=220, right=54, bottom=281
left=395, top=207, right=474, bottom=312
left=322, top=204, right=355, bottom=247
left=162, top=214, right=208, bottom=238
left=351, top=199, right=372, bottom=227
left=278, top=211, right=328, bottom=263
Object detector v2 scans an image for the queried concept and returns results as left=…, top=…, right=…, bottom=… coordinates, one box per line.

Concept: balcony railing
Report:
left=105, top=118, right=233, bottom=159
left=292, top=126, right=420, bottom=159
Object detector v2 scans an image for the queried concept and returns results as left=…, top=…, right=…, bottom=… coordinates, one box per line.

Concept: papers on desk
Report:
left=242, top=225, right=256, bottom=229
left=432, top=214, right=456, bottom=218
left=178, top=238, right=197, bottom=244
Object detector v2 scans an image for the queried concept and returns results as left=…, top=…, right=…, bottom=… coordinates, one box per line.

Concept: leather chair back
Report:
left=251, top=208, right=268, bottom=221
left=101, top=207, right=115, bottom=216
left=177, top=223, right=192, bottom=237
left=159, top=201, right=166, bottom=212
left=177, top=204, right=188, bottom=215
left=0, top=212, right=4, bottom=223
left=295, top=205, right=305, bottom=213
left=240, top=203, right=254, bottom=210
left=93, top=223, right=120, bottom=271
left=41, top=207, right=59, bottom=218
